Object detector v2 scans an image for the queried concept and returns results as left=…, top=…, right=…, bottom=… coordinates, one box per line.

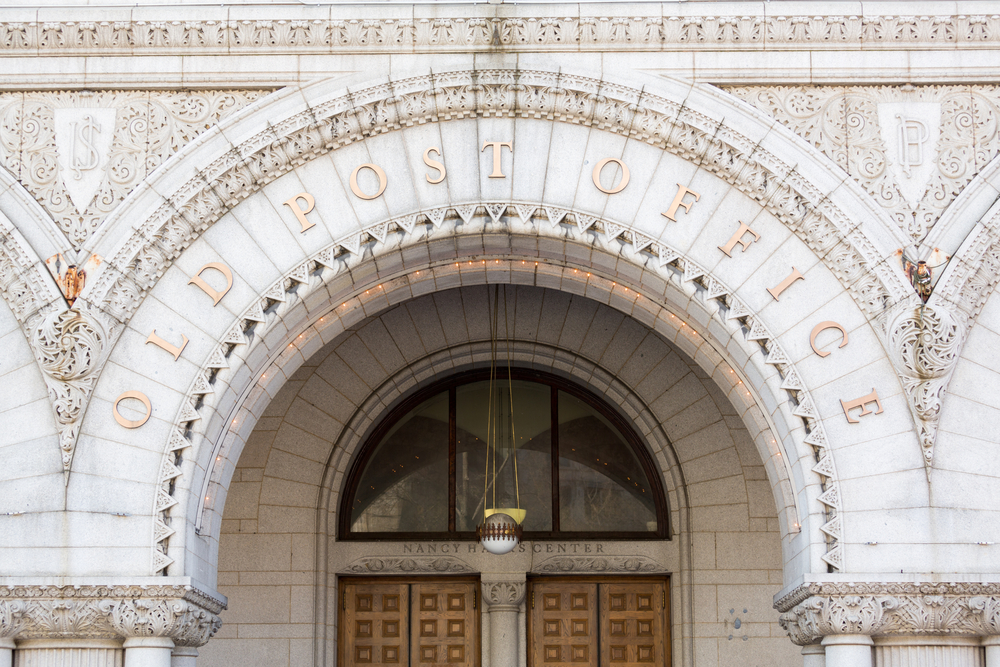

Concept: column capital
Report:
left=481, top=577, right=526, bottom=612
left=0, top=583, right=225, bottom=647
left=776, top=580, right=1000, bottom=646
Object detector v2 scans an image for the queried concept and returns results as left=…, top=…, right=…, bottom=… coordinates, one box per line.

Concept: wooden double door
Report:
left=528, top=578, right=670, bottom=667
left=339, top=577, right=480, bottom=667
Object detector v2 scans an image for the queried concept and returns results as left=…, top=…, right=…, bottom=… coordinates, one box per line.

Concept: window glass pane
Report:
left=456, top=379, right=552, bottom=532
left=558, top=391, right=657, bottom=532
left=350, top=390, right=449, bottom=532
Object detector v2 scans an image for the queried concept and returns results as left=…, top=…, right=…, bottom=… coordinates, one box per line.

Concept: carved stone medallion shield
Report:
left=53, top=107, right=116, bottom=213
left=876, top=102, right=941, bottom=207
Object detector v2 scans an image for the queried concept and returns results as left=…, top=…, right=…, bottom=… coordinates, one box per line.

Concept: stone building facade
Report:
left=1, top=2, right=1000, bottom=667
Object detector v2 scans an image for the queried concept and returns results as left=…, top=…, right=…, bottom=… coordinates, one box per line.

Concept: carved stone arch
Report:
left=133, top=205, right=856, bottom=585
left=74, top=64, right=926, bottom=585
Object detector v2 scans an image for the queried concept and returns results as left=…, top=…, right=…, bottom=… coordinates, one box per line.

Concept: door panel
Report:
left=411, top=581, right=478, bottom=667
left=599, top=583, right=665, bottom=667
left=340, top=579, right=479, bottom=667
left=530, top=582, right=598, bottom=666
left=529, top=579, right=669, bottom=667
left=342, top=583, right=410, bottom=667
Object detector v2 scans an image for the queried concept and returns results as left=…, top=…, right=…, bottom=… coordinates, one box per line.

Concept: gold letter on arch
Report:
left=592, top=157, right=630, bottom=194
left=187, top=262, right=233, bottom=306
left=113, top=391, right=151, bottom=429
left=350, top=163, right=388, bottom=200
left=810, top=321, right=849, bottom=358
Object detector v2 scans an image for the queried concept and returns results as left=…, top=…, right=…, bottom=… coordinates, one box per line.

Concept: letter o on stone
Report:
left=113, top=390, right=152, bottom=429
left=350, top=163, right=388, bottom=200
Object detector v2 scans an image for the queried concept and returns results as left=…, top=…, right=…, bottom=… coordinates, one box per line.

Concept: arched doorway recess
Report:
left=52, top=61, right=926, bottom=667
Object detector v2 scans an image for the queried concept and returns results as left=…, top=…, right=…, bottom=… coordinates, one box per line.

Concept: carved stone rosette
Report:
left=0, top=585, right=224, bottom=647
left=775, top=582, right=1000, bottom=646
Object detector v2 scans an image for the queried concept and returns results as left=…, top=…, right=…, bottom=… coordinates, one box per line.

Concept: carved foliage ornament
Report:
left=481, top=581, right=526, bottom=610
left=343, top=557, right=473, bottom=575
left=885, top=304, right=964, bottom=469
left=775, top=583, right=1000, bottom=645
left=31, top=307, right=106, bottom=471
left=0, top=585, right=223, bottom=645
left=533, top=555, right=666, bottom=574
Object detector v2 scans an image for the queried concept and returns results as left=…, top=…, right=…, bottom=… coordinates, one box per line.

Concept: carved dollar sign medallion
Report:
left=53, top=107, right=117, bottom=214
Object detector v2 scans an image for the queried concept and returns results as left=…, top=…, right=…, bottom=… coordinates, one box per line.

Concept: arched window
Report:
left=340, top=370, right=668, bottom=540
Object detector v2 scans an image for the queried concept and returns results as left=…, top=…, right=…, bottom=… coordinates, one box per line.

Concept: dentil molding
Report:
left=776, top=582, right=1000, bottom=645
left=0, top=585, right=224, bottom=646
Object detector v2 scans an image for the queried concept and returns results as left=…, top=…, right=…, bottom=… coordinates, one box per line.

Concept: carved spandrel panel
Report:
left=0, top=90, right=270, bottom=248
left=341, top=583, right=410, bottom=667
left=725, top=85, right=1000, bottom=243
left=530, top=582, right=598, bottom=667
left=411, top=582, right=478, bottom=667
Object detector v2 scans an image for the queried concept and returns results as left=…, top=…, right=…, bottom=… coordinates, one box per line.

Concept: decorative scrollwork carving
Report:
left=343, top=557, right=473, bottom=575
left=533, top=555, right=665, bottom=574
left=31, top=307, right=106, bottom=471
left=0, top=585, right=223, bottom=645
left=886, top=305, right=964, bottom=468
left=776, top=582, right=1000, bottom=645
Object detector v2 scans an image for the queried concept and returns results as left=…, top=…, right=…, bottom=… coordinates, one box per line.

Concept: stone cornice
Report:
left=0, top=7, right=998, bottom=57
left=0, top=584, right=225, bottom=645
left=775, top=581, right=1000, bottom=645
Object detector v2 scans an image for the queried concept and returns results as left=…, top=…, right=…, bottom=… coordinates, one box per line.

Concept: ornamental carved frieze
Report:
left=0, top=585, right=223, bottom=646
left=775, top=582, right=1000, bottom=645
left=726, top=85, right=1000, bottom=244
left=0, top=90, right=269, bottom=248
left=343, top=557, right=474, bottom=575
left=0, top=14, right=998, bottom=54
left=533, top=555, right=666, bottom=574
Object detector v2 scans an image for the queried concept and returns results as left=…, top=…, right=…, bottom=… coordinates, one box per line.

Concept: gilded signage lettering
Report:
left=810, top=321, right=849, bottom=358
left=423, top=147, right=447, bottom=184
left=283, top=192, right=316, bottom=233
left=662, top=184, right=700, bottom=222
left=113, top=390, right=152, bottom=429
left=767, top=267, right=805, bottom=301
left=840, top=389, right=884, bottom=424
left=188, top=262, right=234, bottom=306
left=718, top=221, right=761, bottom=258
left=592, top=157, right=630, bottom=194
left=481, top=141, right=513, bottom=178
left=145, top=330, right=189, bottom=362
left=350, top=163, right=388, bottom=200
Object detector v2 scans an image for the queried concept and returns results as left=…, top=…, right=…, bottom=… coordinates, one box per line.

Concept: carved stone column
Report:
left=0, top=638, right=13, bottom=667
left=481, top=578, right=526, bottom=667
left=874, top=636, right=983, bottom=667
left=822, top=636, right=873, bottom=667
left=12, top=639, right=123, bottom=667
left=802, top=644, right=826, bottom=667
left=984, top=637, right=1000, bottom=666
left=123, top=637, right=173, bottom=667
left=170, top=646, right=198, bottom=667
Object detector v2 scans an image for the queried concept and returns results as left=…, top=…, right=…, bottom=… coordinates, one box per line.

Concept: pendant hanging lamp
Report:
left=475, top=284, right=524, bottom=555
